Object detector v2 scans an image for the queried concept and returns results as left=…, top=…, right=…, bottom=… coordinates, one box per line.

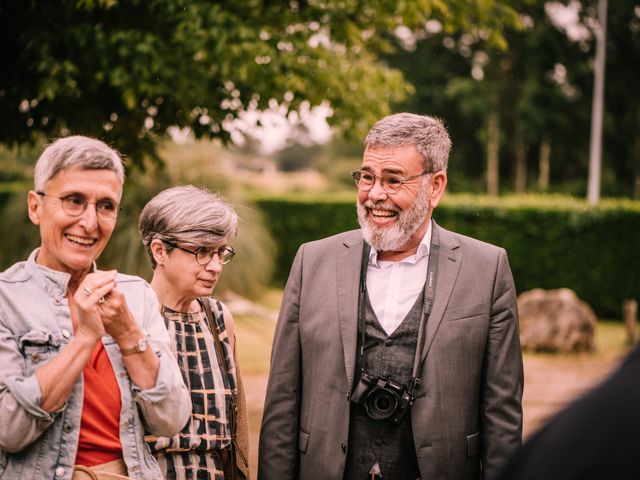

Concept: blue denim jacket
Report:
left=0, top=250, right=191, bottom=480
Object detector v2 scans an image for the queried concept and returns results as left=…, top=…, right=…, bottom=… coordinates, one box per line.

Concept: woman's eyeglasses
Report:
left=36, top=191, right=120, bottom=220
left=162, top=240, right=236, bottom=265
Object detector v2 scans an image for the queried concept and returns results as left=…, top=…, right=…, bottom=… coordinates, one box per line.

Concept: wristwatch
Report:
left=120, top=337, right=149, bottom=356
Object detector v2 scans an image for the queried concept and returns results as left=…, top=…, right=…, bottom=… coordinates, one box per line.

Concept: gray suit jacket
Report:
left=258, top=222, right=523, bottom=480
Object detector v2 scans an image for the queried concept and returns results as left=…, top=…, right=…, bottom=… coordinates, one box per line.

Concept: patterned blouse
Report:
left=146, top=298, right=237, bottom=480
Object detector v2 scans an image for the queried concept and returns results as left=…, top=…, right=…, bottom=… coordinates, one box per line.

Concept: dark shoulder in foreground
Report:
left=496, top=344, right=640, bottom=480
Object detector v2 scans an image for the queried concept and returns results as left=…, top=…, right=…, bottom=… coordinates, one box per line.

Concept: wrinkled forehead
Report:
left=45, top=165, right=123, bottom=200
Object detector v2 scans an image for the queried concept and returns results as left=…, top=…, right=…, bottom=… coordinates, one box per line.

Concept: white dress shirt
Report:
left=366, top=221, right=432, bottom=336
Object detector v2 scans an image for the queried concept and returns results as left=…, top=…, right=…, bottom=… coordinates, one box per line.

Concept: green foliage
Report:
left=254, top=193, right=640, bottom=318
left=0, top=0, right=519, bottom=167
left=384, top=1, right=640, bottom=197
left=251, top=192, right=358, bottom=283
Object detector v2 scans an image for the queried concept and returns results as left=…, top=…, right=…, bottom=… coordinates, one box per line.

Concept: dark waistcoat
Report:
left=344, top=289, right=424, bottom=480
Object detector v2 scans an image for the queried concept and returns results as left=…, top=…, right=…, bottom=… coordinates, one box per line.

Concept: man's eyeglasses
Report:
left=351, top=169, right=429, bottom=194
left=36, top=191, right=120, bottom=220
left=162, top=240, right=236, bottom=265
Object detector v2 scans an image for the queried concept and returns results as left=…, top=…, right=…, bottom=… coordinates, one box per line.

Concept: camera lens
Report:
left=365, top=388, right=399, bottom=420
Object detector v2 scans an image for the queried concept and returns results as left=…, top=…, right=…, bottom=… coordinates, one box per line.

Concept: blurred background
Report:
left=1, top=1, right=639, bottom=476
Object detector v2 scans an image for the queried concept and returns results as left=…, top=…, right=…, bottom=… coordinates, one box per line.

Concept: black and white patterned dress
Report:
left=146, top=299, right=237, bottom=480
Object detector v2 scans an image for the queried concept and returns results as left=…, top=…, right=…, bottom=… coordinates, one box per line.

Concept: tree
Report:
left=0, top=0, right=520, bottom=167
left=386, top=0, right=618, bottom=196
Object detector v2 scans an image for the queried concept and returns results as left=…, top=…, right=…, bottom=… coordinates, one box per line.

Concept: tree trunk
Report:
left=538, top=135, right=551, bottom=192
left=514, top=127, right=527, bottom=193
left=634, top=107, right=640, bottom=198
left=487, top=94, right=500, bottom=196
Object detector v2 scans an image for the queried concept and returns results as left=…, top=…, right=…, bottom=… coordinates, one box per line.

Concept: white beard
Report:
left=357, top=187, right=429, bottom=253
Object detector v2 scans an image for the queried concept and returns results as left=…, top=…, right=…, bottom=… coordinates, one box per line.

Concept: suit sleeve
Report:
left=481, top=248, right=524, bottom=478
left=258, top=245, right=305, bottom=480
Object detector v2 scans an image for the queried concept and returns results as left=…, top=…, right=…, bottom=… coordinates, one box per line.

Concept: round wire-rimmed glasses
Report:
left=351, top=169, right=429, bottom=194
left=36, top=191, right=120, bottom=220
left=162, top=240, right=236, bottom=265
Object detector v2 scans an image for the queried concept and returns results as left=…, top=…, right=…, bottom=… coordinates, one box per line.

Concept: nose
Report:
left=367, top=176, right=389, bottom=201
left=77, top=203, right=100, bottom=230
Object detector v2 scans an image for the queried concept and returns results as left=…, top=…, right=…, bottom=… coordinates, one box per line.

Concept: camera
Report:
left=351, top=371, right=413, bottom=423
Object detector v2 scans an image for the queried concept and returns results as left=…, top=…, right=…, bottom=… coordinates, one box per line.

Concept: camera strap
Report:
left=357, top=225, right=440, bottom=399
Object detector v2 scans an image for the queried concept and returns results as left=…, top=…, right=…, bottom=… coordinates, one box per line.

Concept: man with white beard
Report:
left=259, top=113, right=523, bottom=480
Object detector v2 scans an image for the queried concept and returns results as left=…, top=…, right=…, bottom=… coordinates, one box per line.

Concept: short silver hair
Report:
left=138, top=185, right=238, bottom=269
left=34, top=135, right=125, bottom=191
left=364, top=113, right=452, bottom=173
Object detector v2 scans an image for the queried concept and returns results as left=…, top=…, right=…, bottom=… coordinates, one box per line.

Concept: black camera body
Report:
left=351, top=371, right=413, bottom=424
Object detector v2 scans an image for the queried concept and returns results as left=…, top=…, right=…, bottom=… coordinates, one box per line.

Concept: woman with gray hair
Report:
left=0, top=136, right=191, bottom=480
left=139, top=185, right=249, bottom=480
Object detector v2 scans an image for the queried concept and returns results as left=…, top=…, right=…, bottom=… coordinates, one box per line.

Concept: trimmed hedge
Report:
left=254, top=194, right=640, bottom=319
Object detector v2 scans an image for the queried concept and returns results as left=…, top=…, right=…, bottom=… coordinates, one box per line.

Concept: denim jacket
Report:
left=0, top=250, right=191, bottom=480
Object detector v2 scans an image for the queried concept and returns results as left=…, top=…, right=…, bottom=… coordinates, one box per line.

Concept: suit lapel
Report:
left=421, top=222, right=462, bottom=365
left=336, top=233, right=364, bottom=390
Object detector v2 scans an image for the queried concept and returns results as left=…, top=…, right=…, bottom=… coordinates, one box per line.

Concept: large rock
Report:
left=517, top=288, right=596, bottom=353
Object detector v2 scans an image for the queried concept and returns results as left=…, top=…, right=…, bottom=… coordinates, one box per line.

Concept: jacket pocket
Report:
left=443, top=302, right=488, bottom=323
left=298, top=429, right=310, bottom=453
left=466, top=432, right=480, bottom=458
left=19, top=329, right=60, bottom=375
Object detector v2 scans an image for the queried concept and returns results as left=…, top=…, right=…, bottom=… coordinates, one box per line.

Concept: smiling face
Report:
left=27, top=165, right=122, bottom=279
left=356, top=144, right=446, bottom=256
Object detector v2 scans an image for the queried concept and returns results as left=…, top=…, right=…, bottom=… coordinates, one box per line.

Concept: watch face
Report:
left=138, top=338, right=148, bottom=352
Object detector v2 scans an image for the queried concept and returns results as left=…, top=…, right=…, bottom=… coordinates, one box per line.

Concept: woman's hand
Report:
left=97, top=283, right=141, bottom=343
left=73, top=270, right=118, bottom=341
left=90, top=271, right=160, bottom=390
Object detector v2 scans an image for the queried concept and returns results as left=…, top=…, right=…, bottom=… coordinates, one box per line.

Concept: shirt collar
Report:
left=25, top=248, right=99, bottom=296
left=368, top=220, right=432, bottom=267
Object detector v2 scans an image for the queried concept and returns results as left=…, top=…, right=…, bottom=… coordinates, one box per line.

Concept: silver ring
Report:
left=82, top=287, right=93, bottom=296
left=98, top=297, right=105, bottom=304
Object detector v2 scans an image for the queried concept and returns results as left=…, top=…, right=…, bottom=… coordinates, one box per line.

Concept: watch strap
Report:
left=120, top=337, right=146, bottom=356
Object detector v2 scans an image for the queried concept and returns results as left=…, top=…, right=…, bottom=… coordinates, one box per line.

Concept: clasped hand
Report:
left=73, top=270, right=138, bottom=343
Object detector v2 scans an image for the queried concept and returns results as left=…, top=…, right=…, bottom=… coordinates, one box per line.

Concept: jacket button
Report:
left=63, top=423, right=72, bottom=433
left=61, top=329, right=71, bottom=338
left=55, top=467, right=65, bottom=477
left=384, top=339, right=393, bottom=346
left=375, top=438, right=383, bottom=446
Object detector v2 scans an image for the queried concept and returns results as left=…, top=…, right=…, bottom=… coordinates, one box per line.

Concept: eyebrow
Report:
left=360, top=166, right=406, bottom=175
left=59, top=191, right=119, bottom=202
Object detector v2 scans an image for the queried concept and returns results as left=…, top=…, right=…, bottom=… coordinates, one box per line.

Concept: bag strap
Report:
left=199, top=297, right=239, bottom=480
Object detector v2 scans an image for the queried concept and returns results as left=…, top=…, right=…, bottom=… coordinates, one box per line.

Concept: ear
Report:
left=27, top=191, right=42, bottom=225
left=149, top=238, right=166, bottom=266
left=428, top=171, right=448, bottom=209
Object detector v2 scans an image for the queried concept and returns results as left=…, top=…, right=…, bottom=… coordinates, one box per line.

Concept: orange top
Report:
left=75, top=342, right=123, bottom=466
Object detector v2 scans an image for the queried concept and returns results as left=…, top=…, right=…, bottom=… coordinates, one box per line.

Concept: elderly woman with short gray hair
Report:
left=139, top=185, right=249, bottom=480
left=0, top=136, right=191, bottom=480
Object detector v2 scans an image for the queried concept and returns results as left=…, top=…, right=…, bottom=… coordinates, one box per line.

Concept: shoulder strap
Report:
left=198, top=297, right=240, bottom=480
left=200, top=297, right=229, bottom=370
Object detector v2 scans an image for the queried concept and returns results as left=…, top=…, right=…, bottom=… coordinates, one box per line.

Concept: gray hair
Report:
left=138, top=185, right=238, bottom=269
left=34, top=135, right=125, bottom=191
left=364, top=113, right=452, bottom=173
